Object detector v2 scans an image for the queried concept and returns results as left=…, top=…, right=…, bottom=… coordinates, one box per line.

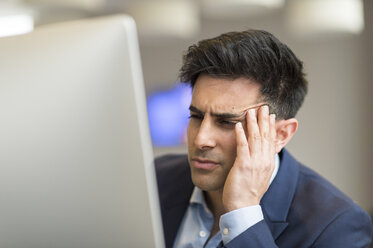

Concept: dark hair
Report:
left=179, top=30, right=308, bottom=120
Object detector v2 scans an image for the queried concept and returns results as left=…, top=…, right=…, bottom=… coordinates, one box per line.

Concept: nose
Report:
left=194, top=118, right=216, bottom=150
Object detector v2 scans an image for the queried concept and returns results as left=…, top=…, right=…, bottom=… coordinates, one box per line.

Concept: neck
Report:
left=203, top=189, right=226, bottom=219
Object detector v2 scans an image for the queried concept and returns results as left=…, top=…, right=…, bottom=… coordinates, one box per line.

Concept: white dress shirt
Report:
left=173, top=154, right=280, bottom=248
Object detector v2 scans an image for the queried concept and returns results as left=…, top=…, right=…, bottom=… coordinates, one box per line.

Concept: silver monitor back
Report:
left=0, top=15, right=164, bottom=248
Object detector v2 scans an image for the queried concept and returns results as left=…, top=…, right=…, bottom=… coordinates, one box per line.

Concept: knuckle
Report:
left=263, top=164, right=271, bottom=172
left=244, top=164, right=255, bottom=173
left=252, top=134, right=261, bottom=141
left=262, top=132, right=269, bottom=140
left=237, top=140, right=248, bottom=147
left=264, top=161, right=274, bottom=171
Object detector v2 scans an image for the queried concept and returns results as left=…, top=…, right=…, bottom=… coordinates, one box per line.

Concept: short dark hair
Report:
left=179, top=30, right=308, bottom=120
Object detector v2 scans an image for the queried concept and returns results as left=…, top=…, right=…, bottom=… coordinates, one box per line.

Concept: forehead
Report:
left=191, top=74, right=261, bottom=112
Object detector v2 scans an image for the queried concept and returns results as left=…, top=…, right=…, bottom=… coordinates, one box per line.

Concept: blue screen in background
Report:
left=147, top=83, right=192, bottom=147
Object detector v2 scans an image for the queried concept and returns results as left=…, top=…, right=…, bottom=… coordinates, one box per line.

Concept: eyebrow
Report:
left=189, top=103, right=268, bottom=120
left=189, top=105, right=247, bottom=119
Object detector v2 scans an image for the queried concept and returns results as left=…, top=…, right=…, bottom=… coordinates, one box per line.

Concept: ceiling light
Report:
left=287, top=0, right=364, bottom=37
left=128, top=0, right=199, bottom=41
left=0, top=14, right=34, bottom=38
left=23, top=0, right=105, bottom=11
left=0, top=2, right=35, bottom=38
left=202, top=0, right=285, bottom=19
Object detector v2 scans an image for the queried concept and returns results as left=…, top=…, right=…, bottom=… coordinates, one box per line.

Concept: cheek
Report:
left=217, top=131, right=237, bottom=165
left=223, top=133, right=237, bottom=155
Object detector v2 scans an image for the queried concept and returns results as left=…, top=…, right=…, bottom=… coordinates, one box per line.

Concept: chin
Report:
left=190, top=170, right=224, bottom=192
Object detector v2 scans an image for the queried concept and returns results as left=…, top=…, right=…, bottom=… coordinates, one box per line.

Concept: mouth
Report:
left=191, top=157, right=219, bottom=170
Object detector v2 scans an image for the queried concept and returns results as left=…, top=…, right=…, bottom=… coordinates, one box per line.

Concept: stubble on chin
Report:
left=189, top=164, right=227, bottom=192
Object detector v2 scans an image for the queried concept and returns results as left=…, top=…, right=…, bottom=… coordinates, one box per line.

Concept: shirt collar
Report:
left=270, top=153, right=280, bottom=184
left=190, top=153, right=281, bottom=205
left=190, top=184, right=205, bottom=204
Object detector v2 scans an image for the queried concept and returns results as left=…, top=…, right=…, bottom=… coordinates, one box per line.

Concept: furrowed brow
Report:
left=189, top=105, right=204, bottom=115
left=211, top=112, right=245, bottom=119
left=189, top=105, right=244, bottom=119
left=214, top=103, right=267, bottom=119
left=189, top=103, right=267, bottom=120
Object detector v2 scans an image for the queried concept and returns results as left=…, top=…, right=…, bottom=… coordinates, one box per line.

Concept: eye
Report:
left=218, top=119, right=237, bottom=127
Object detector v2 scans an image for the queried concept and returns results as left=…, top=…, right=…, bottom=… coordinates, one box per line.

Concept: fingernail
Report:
left=237, top=122, right=242, bottom=128
left=249, top=108, right=255, bottom=116
left=270, top=114, right=276, bottom=121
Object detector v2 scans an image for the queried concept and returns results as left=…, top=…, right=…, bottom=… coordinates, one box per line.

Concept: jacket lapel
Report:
left=162, top=200, right=191, bottom=248
left=158, top=155, right=194, bottom=248
left=260, top=149, right=299, bottom=240
left=158, top=149, right=300, bottom=246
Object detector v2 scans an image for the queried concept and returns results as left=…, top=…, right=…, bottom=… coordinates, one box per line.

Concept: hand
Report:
left=222, top=105, right=276, bottom=212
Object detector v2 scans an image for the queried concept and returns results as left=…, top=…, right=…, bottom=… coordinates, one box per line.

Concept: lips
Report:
left=191, top=158, right=219, bottom=170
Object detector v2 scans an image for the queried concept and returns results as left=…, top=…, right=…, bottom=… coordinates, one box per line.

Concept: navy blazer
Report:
left=155, top=149, right=372, bottom=248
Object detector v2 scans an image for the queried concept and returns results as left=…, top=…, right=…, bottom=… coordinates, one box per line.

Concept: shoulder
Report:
left=154, top=154, right=189, bottom=171
left=290, top=159, right=372, bottom=244
left=154, top=154, right=193, bottom=206
left=295, top=163, right=358, bottom=213
left=154, top=154, right=189, bottom=183
left=280, top=150, right=361, bottom=214
left=274, top=150, right=372, bottom=245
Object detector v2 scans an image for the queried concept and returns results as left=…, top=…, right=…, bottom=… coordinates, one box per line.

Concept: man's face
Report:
left=187, top=74, right=261, bottom=192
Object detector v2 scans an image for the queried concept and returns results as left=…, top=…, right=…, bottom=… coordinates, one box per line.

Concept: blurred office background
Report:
left=1, top=0, right=372, bottom=216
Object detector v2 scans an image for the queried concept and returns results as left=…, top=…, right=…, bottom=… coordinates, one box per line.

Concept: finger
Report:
left=247, top=108, right=260, bottom=156
left=235, top=122, right=250, bottom=159
left=258, top=105, right=270, bottom=153
left=269, top=114, right=276, bottom=155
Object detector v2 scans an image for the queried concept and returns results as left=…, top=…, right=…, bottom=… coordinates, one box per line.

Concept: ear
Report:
left=274, top=118, right=298, bottom=153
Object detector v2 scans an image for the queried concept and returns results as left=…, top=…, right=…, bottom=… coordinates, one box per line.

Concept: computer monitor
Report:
left=0, top=15, right=164, bottom=248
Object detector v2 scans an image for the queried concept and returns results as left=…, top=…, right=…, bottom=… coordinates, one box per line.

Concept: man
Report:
left=155, top=30, right=372, bottom=248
